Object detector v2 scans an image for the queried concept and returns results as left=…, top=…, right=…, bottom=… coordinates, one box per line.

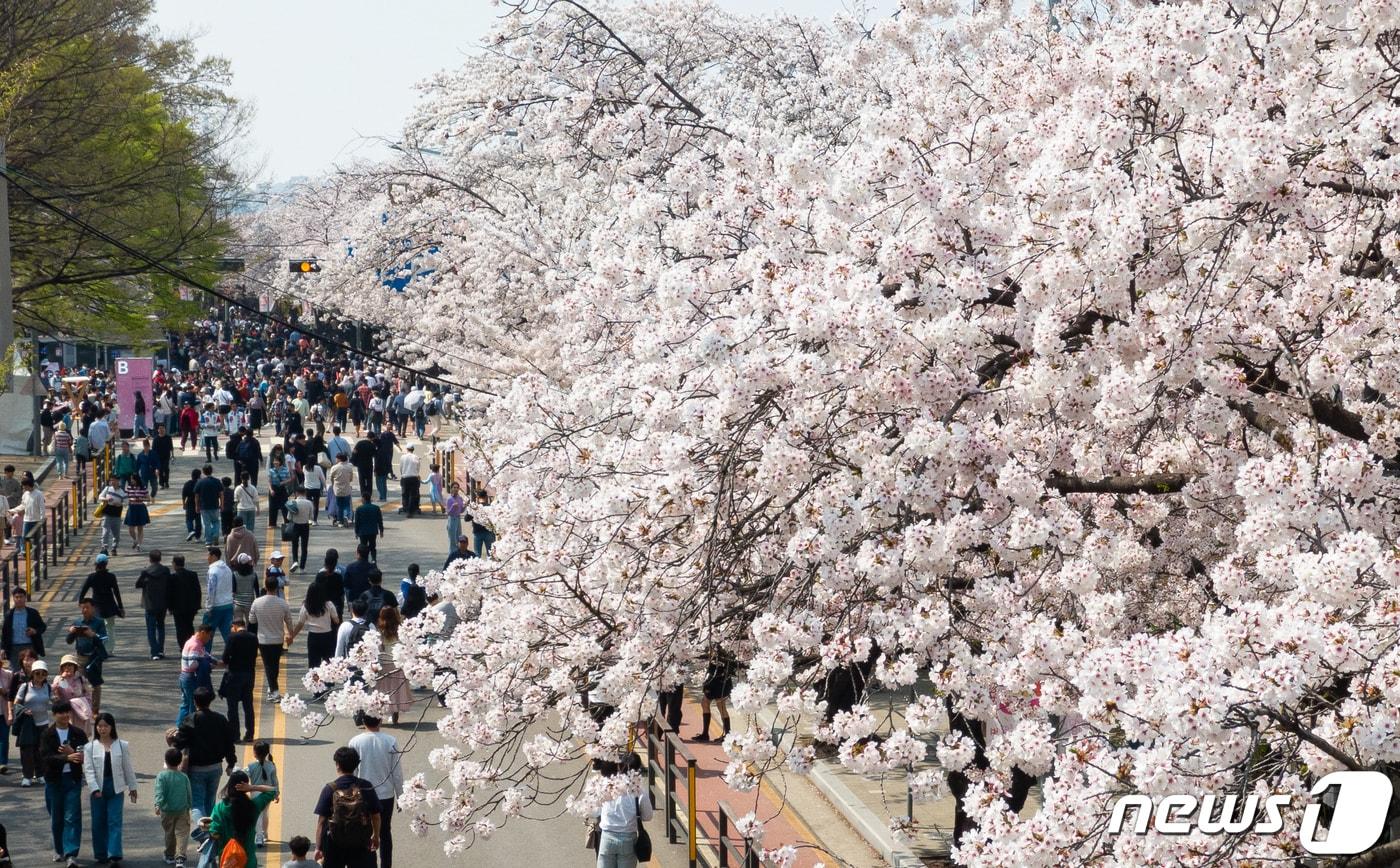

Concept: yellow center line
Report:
left=256, top=514, right=290, bottom=864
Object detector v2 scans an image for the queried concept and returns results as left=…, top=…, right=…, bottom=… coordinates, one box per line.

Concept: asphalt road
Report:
left=0, top=437, right=681, bottom=868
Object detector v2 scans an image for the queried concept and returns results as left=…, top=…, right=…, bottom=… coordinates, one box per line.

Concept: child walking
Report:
left=282, top=835, right=317, bottom=868
left=427, top=463, right=444, bottom=514
left=155, top=747, right=193, bottom=867
left=247, top=740, right=280, bottom=847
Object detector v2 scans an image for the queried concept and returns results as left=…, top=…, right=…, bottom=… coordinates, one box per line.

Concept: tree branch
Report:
left=1046, top=472, right=1188, bottom=495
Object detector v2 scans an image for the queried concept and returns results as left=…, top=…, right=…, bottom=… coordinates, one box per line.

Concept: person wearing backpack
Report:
left=334, top=599, right=374, bottom=661
left=208, top=769, right=277, bottom=868
left=314, top=746, right=381, bottom=868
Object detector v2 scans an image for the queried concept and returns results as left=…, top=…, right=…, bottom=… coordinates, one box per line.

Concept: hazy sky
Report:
left=151, top=0, right=874, bottom=183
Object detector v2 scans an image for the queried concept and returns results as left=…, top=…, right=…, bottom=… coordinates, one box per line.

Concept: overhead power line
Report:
left=0, top=166, right=497, bottom=397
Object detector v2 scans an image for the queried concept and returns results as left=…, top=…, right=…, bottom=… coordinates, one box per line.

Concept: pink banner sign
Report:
left=115, top=356, right=154, bottom=433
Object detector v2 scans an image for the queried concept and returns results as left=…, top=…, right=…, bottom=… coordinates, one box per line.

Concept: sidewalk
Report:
left=648, top=696, right=880, bottom=868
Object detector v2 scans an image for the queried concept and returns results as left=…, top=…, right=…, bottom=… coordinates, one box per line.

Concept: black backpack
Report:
left=345, top=619, right=371, bottom=654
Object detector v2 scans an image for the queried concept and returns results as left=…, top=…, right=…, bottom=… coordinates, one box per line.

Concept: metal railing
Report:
left=717, top=800, right=768, bottom=868
left=72, top=472, right=88, bottom=526
left=644, top=715, right=699, bottom=868
left=0, top=540, right=18, bottom=611
left=21, top=517, right=48, bottom=594
left=47, top=488, right=69, bottom=563
left=92, top=443, right=113, bottom=501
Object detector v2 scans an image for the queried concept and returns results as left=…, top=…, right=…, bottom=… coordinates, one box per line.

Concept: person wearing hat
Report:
left=53, top=655, right=95, bottom=738
left=13, top=658, right=53, bottom=785
left=444, top=533, right=476, bottom=570
left=398, top=442, right=422, bottom=517
left=231, top=552, right=258, bottom=623
left=265, top=550, right=288, bottom=600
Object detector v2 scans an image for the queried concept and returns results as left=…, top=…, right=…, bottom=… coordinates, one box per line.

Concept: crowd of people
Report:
left=1, top=311, right=496, bottom=868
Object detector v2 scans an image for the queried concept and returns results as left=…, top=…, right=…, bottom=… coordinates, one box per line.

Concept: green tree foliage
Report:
left=0, top=0, right=246, bottom=341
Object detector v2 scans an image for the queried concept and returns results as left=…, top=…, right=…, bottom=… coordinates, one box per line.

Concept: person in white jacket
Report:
left=83, top=712, right=139, bottom=864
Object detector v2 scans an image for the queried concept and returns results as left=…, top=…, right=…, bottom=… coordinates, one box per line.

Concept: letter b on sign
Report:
left=1300, top=771, right=1392, bottom=856
left=116, top=359, right=128, bottom=376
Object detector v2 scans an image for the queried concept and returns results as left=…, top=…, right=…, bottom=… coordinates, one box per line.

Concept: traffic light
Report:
left=288, top=259, right=321, bottom=273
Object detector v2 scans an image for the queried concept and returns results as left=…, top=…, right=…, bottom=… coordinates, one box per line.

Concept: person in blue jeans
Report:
left=40, top=699, right=87, bottom=867
left=195, top=465, right=223, bottom=546
left=82, top=712, right=139, bottom=865
left=177, top=625, right=215, bottom=725
left=175, top=686, right=236, bottom=819
left=203, top=548, right=235, bottom=649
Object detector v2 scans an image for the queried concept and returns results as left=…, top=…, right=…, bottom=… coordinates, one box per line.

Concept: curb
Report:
left=754, top=707, right=933, bottom=867
left=806, top=761, right=929, bottom=868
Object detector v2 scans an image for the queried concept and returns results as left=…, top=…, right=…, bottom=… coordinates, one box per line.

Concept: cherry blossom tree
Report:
left=263, top=0, right=1400, bottom=863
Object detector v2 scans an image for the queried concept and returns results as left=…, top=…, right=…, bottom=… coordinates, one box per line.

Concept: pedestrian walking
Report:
left=138, top=438, right=160, bottom=499
left=397, top=444, right=421, bottom=516
left=265, top=550, right=288, bottom=600
left=354, top=495, right=384, bottom=562
left=136, top=549, right=172, bottom=659
left=284, top=835, right=316, bottom=868
left=155, top=746, right=194, bottom=868
left=3, top=586, right=46, bottom=667
left=286, top=487, right=314, bottom=571
left=154, top=423, right=175, bottom=489
left=221, top=618, right=258, bottom=742
left=590, top=753, right=654, bottom=868
left=124, top=472, right=152, bottom=551
left=267, top=454, right=291, bottom=528
left=179, top=404, right=199, bottom=452
left=0, top=652, right=12, bottom=773
left=248, top=576, right=293, bottom=701
left=232, top=553, right=259, bottom=623
left=204, top=547, right=235, bottom=649
left=177, top=624, right=215, bottom=726
left=247, top=740, right=280, bottom=847
left=226, top=515, right=260, bottom=573
left=182, top=468, right=203, bottom=542
left=303, top=458, right=327, bottom=523
left=693, top=654, right=737, bottom=743
left=208, top=769, right=278, bottom=868
left=348, top=717, right=403, bottom=868
left=289, top=582, right=340, bottom=672
left=97, top=474, right=127, bottom=556
left=169, top=554, right=203, bottom=650
left=53, top=421, right=73, bottom=478
left=41, top=698, right=88, bottom=868
left=65, top=597, right=110, bottom=717
left=235, top=474, right=260, bottom=532
left=313, top=746, right=381, bottom=868
left=82, top=712, right=139, bottom=865
left=13, top=659, right=53, bottom=785
left=328, top=453, right=356, bottom=527
left=174, top=686, right=237, bottom=818
left=373, top=608, right=412, bottom=726
left=427, top=462, right=444, bottom=514
left=195, top=465, right=223, bottom=546
left=200, top=404, right=221, bottom=463
left=8, top=476, right=44, bottom=541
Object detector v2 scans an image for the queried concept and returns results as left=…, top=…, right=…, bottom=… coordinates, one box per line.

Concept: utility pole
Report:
left=0, top=135, right=13, bottom=382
